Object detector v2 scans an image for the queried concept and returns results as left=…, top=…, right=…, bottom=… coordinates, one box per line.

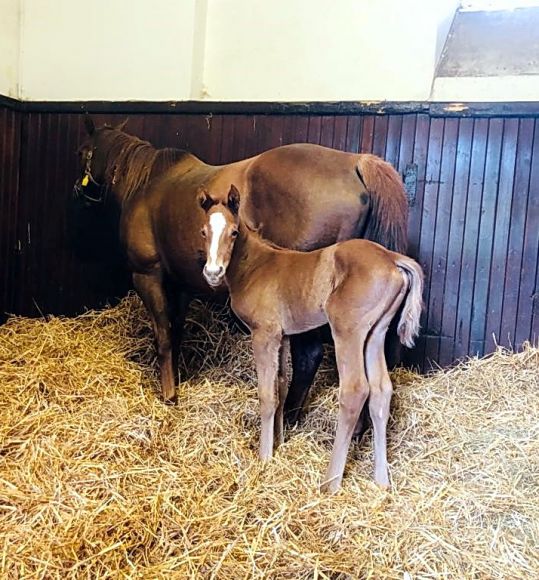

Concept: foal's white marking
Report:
left=206, top=211, right=227, bottom=272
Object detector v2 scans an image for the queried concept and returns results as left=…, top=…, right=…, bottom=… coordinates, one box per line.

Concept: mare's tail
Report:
left=356, top=154, right=408, bottom=253
left=394, top=255, right=424, bottom=348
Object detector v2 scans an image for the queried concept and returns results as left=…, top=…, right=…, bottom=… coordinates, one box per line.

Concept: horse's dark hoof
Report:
left=352, top=422, right=370, bottom=442
left=163, top=394, right=178, bottom=406
left=284, top=407, right=302, bottom=427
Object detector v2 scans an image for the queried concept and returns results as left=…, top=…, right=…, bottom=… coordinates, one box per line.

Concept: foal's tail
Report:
left=356, top=154, right=408, bottom=253
left=394, top=256, right=424, bottom=348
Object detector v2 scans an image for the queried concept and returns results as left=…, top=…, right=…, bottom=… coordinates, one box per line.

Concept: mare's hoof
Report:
left=283, top=407, right=302, bottom=427
left=163, top=394, right=178, bottom=406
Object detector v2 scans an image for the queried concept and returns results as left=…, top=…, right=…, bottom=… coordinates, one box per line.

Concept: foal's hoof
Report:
left=163, top=393, right=178, bottom=406
left=320, top=477, right=341, bottom=494
left=375, top=473, right=390, bottom=490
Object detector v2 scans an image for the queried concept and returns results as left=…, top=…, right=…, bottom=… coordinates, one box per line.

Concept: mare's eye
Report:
left=231, top=230, right=239, bottom=238
left=201, top=228, right=207, bottom=238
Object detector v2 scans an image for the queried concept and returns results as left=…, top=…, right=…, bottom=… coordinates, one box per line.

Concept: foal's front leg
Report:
left=252, top=329, right=282, bottom=461
left=133, top=270, right=176, bottom=402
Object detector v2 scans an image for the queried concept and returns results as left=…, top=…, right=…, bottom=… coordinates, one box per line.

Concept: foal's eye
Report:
left=231, top=230, right=239, bottom=238
left=201, top=228, right=207, bottom=238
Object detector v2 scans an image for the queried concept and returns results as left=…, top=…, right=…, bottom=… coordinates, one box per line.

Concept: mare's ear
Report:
left=84, top=115, right=95, bottom=136
left=197, top=188, right=215, bottom=212
left=227, top=184, right=240, bottom=215
left=115, top=118, right=129, bottom=132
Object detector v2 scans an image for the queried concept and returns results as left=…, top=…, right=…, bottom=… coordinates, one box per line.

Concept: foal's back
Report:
left=233, top=235, right=405, bottom=336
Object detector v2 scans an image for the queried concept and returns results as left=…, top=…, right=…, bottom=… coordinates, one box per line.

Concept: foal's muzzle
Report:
left=203, top=265, right=225, bottom=287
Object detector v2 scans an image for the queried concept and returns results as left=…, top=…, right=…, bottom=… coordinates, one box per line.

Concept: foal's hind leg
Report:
left=133, top=270, right=176, bottom=402
left=365, top=291, right=405, bottom=488
left=321, top=327, right=369, bottom=493
left=252, top=329, right=283, bottom=460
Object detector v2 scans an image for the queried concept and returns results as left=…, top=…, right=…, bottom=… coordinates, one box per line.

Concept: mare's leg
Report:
left=166, top=284, right=191, bottom=385
left=384, top=312, right=403, bottom=369
left=252, top=329, right=282, bottom=461
left=284, top=329, right=324, bottom=425
left=274, top=337, right=290, bottom=447
left=353, top=402, right=371, bottom=441
left=133, top=270, right=176, bottom=402
left=365, top=295, right=404, bottom=488
left=321, top=328, right=369, bottom=493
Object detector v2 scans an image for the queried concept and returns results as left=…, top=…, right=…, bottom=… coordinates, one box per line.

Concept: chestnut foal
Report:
left=201, top=185, right=423, bottom=491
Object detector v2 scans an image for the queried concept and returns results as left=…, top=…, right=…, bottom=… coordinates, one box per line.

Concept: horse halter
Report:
left=72, top=148, right=108, bottom=205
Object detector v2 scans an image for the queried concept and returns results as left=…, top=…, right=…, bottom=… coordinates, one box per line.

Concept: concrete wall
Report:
left=0, top=0, right=20, bottom=98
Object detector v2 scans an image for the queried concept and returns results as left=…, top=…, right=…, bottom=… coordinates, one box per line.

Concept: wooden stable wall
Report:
left=1, top=100, right=538, bottom=371
left=0, top=104, right=21, bottom=320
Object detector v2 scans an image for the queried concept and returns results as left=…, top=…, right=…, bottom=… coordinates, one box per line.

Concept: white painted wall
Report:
left=0, top=0, right=20, bottom=98
left=11, top=0, right=458, bottom=102
left=203, top=0, right=459, bottom=101
left=19, top=0, right=198, bottom=101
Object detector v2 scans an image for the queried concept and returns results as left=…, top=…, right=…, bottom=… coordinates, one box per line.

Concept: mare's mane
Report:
left=100, top=128, right=190, bottom=202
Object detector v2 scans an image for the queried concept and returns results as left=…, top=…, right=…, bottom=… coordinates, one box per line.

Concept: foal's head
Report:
left=200, top=184, right=241, bottom=288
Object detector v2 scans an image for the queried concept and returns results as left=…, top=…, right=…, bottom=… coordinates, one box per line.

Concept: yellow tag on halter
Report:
left=81, top=175, right=89, bottom=187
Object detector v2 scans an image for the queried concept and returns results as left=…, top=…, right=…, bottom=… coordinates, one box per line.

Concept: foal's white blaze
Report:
left=206, top=211, right=227, bottom=273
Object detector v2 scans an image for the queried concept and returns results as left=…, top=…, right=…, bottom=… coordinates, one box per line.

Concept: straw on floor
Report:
left=1, top=294, right=538, bottom=579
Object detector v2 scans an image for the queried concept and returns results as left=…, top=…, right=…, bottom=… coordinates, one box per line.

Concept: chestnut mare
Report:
left=200, top=185, right=423, bottom=491
left=73, top=118, right=408, bottom=415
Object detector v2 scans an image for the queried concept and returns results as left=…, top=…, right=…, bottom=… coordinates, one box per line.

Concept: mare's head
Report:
left=199, top=184, right=241, bottom=288
left=73, top=116, right=129, bottom=205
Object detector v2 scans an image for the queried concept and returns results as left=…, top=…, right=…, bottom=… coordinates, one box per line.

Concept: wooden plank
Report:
left=397, top=115, right=416, bottom=176
left=453, top=118, right=489, bottom=361
left=332, top=116, right=348, bottom=151
left=293, top=115, right=309, bottom=143
left=319, top=116, right=335, bottom=148
left=360, top=116, right=375, bottom=153
left=307, top=115, right=322, bottom=145
left=220, top=115, right=237, bottom=164
left=281, top=115, right=297, bottom=147
left=345, top=116, right=362, bottom=153
left=424, top=118, right=459, bottom=365
left=484, top=119, right=519, bottom=351
left=439, top=118, right=474, bottom=366
left=372, top=115, right=388, bottom=158
left=515, top=119, right=539, bottom=347
left=500, top=119, right=535, bottom=347
left=404, top=114, right=430, bottom=369
left=385, top=115, right=403, bottom=167
left=412, top=117, right=444, bottom=368
left=470, top=118, right=505, bottom=356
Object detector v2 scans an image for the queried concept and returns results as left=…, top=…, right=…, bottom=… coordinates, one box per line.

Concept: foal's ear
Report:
left=227, top=184, right=240, bottom=215
left=84, top=115, right=95, bottom=136
left=197, top=188, right=215, bottom=212
left=115, top=118, right=129, bottom=132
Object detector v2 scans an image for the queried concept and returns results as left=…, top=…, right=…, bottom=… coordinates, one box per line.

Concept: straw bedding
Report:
left=1, top=294, right=538, bottom=579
